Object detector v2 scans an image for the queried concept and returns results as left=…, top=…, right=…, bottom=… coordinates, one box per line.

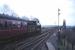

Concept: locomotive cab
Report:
left=27, top=19, right=41, bottom=33
left=27, top=21, right=36, bottom=33
left=36, top=20, right=41, bottom=33
left=31, top=18, right=41, bottom=33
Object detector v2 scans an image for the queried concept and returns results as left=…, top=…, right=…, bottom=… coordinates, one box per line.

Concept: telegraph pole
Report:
left=58, top=8, right=60, bottom=30
left=58, top=8, right=60, bottom=50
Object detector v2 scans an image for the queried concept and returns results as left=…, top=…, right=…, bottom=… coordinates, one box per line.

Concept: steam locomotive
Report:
left=0, top=14, right=41, bottom=40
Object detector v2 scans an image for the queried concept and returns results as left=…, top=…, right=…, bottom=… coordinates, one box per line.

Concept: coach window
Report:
left=24, top=22, right=27, bottom=26
left=17, top=21, right=21, bottom=28
left=12, top=21, right=17, bottom=28
left=5, top=21, right=8, bottom=29
left=9, top=21, right=12, bottom=29
left=0, top=20, right=2, bottom=29
left=21, top=22, right=23, bottom=27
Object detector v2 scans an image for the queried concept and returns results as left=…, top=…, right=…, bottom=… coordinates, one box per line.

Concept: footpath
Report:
left=46, top=33, right=58, bottom=50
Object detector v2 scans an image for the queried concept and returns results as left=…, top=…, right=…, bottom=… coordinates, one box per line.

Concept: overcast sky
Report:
left=0, top=0, right=75, bottom=26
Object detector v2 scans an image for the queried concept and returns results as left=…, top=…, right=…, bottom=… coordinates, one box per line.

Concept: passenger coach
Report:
left=0, top=14, right=41, bottom=40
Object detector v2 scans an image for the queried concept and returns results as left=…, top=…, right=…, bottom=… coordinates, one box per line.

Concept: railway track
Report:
left=31, top=30, right=54, bottom=50
left=31, top=32, right=49, bottom=50
left=0, top=27, right=45, bottom=43
left=1, top=28, right=54, bottom=50
left=15, top=28, right=53, bottom=50
left=16, top=32, right=49, bottom=50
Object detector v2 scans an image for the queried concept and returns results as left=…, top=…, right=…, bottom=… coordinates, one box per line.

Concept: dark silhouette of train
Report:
left=0, top=14, right=41, bottom=40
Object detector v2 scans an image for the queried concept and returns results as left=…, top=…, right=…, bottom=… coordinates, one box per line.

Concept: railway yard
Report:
left=0, top=27, right=58, bottom=50
left=0, top=0, right=75, bottom=50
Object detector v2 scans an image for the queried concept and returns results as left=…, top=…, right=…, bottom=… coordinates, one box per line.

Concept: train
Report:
left=0, top=14, right=41, bottom=40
